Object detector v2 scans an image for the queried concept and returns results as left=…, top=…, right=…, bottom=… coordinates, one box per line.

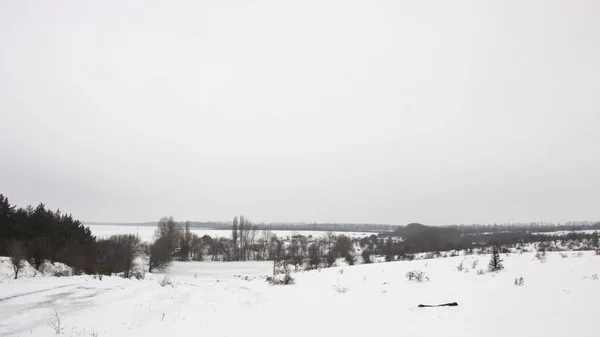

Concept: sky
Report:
left=1, top=0, right=599, bottom=225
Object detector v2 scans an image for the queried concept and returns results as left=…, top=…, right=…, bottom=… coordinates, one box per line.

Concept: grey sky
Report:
left=1, top=0, right=599, bottom=225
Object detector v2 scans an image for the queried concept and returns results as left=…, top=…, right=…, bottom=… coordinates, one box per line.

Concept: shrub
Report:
left=559, top=252, right=569, bottom=258
left=158, top=276, right=172, bottom=287
left=534, top=251, right=547, bottom=263
left=47, top=308, right=64, bottom=335
left=345, top=253, right=355, bottom=266
left=477, top=269, right=486, bottom=275
left=471, top=260, right=479, bottom=269
left=406, top=270, right=427, bottom=282
left=325, top=252, right=336, bottom=268
left=514, top=276, right=524, bottom=286
left=268, top=269, right=295, bottom=285
left=361, top=249, right=372, bottom=264
left=456, top=261, right=464, bottom=272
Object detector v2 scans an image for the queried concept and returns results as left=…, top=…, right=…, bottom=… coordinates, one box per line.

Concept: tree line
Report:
left=2, top=193, right=599, bottom=280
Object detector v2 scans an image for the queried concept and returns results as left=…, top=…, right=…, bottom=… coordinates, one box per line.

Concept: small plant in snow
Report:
left=476, top=269, right=486, bottom=275
left=47, top=308, right=64, bottom=335
left=534, top=251, right=547, bottom=263
left=456, top=261, right=464, bottom=272
left=559, top=252, right=568, bottom=258
left=472, top=260, right=479, bottom=269
left=514, top=276, right=524, bottom=286
left=573, top=252, right=584, bottom=258
left=591, top=274, right=599, bottom=280
left=406, top=270, right=428, bottom=282
left=332, top=279, right=350, bottom=293
left=158, top=276, right=172, bottom=287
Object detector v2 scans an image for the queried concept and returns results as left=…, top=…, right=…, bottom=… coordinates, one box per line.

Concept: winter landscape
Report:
left=1, top=203, right=599, bottom=337
left=2, top=1, right=599, bottom=337
left=1, top=247, right=599, bottom=337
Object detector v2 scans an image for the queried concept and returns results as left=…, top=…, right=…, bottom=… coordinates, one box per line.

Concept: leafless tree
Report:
left=232, top=216, right=239, bottom=260
left=8, top=239, right=26, bottom=279
left=155, top=216, right=179, bottom=252
left=149, top=236, right=172, bottom=272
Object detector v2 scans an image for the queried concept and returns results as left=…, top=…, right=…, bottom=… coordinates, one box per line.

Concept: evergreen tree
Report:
left=488, top=247, right=504, bottom=272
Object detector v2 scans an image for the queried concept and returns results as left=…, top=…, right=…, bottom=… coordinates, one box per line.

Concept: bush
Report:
left=406, top=270, right=427, bottom=282
left=268, top=270, right=295, bottom=285
left=158, top=276, right=172, bottom=287
left=559, top=252, right=569, bottom=258
left=476, top=269, right=486, bottom=275
left=514, top=276, right=524, bottom=286
left=47, top=308, right=64, bottom=335
left=534, top=251, right=547, bottom=263
left=325, top=252, right=336, bottom=268
left=456, top=261, right=464, bottom=271
left=471, top=260, right=479, bottom=269
left=361, top=249, right=372, bottom=264
left=344, top=253, right=355, bottom=266
left=96, top=234, right=141, bottom=278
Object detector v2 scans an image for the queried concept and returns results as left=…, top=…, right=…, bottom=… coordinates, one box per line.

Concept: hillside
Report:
left=1, top=252, right=598, bottom=337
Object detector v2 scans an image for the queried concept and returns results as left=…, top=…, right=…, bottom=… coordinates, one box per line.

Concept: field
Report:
left=87, top=224, right=373, bottom=242
left=1, top=252, right=599, bottom=337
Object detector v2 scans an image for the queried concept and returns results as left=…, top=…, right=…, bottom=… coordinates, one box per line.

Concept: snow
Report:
left=87, top=224, right=374, bottom=242
left=1, top=252, right=599, bottom=337
left=531, top=229, right=599, bottom=236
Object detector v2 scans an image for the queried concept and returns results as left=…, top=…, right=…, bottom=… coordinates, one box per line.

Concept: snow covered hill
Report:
left=1, top=252, right=598, bottom=337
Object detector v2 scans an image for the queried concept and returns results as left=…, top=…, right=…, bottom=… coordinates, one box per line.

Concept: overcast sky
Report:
left=1, top=0, right=599, bottom=225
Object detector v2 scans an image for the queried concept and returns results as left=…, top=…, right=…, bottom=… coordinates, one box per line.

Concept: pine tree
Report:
left=488, top=247, right=504, bottom=272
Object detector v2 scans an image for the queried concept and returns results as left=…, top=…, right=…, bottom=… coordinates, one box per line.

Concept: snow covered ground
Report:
left=1, top=252, right=599, bottom=337
left=87, top=224, right=373, bottom=242
left=531, top=229, right=599, bottom=236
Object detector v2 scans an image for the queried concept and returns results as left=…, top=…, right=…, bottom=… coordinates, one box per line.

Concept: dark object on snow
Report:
left=418, top=302, right=458, bottom=308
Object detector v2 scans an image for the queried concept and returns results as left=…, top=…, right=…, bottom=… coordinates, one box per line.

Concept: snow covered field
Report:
left=87, top=224, right=373, bottom=242
left=1, top=252, right=599, bottom=337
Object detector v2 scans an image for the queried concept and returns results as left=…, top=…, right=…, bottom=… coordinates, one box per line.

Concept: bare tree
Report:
left=232, top=216, right=239, bottom=260
left=8, top=239, right=26, bottom=279
left=324, top=231, right=335, bottom=253
left=149, top=236, right=172, bottom=272
left=333, top=235, right=354, bottom=259
left=155, top=216, right=179, bottom=253
left=179, top=221, right=193, bottom=261
left=239, top=215, right=246, bottom=261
